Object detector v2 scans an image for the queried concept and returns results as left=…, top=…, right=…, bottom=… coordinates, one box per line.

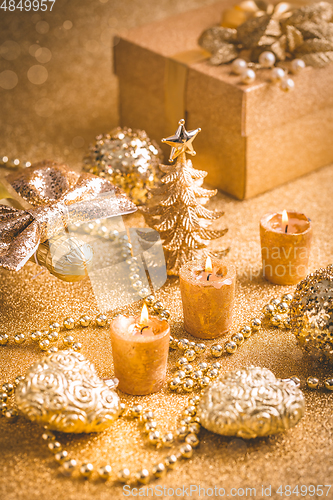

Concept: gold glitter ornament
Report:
left=83, top=127, right=163, bottom=205
left=290, top=264, right=333, bottom=364
left=16, top=350, right=121, bottom=433
left=198, top=366, right=305, bottom=438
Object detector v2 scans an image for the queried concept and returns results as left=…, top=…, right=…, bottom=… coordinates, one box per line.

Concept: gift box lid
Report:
left=114, top=0, right=333, bottom=137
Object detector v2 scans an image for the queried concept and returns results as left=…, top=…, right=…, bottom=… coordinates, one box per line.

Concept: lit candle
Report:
left=282, top=209, right=289, bottom=234
left=127, top=304, right=154, bottom=336
left=179, top=256, right=236, bottom=339
left=260, top=210, right=312, bottom=285
left=110, top=304, right=170, bottom=395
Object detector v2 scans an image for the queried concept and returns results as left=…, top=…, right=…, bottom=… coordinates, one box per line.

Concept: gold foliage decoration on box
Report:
left=199, top=1, right=333, bottom=68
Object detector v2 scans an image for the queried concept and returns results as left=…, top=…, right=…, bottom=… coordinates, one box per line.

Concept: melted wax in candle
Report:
left=128, top=321, right=154, bottom=337
left=269, top=213, right=310, bottom=234
left=196, top=268, right=233, bottom=289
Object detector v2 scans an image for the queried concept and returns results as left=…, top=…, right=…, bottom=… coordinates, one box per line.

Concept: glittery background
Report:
left=1, top=1, right=333, bottom=499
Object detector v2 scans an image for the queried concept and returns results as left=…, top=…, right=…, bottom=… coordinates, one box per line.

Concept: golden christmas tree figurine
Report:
left=142, top=119, right=228, bottom=276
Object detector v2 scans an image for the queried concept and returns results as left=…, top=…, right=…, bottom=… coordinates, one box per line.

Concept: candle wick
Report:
left=285, top=225, right=288, bottom=234
left=207, top=274, right=212, bottom=281
left=140, top=325, right=149, bottom=334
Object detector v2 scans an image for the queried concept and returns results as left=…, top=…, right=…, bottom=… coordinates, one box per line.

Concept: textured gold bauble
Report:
left=290, top=264, right=333, bottom=364
left=197, top=367, right=305, bottom=439
left=83, top=127, right=163, bottom=205
left=16, top=350, right=121, bottom=433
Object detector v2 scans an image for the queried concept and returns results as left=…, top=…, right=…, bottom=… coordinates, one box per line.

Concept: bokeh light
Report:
left=35, top=47, right=52, bottom=64
left=29, top=44, right=40, bottom=57
left=0, top=41, right=21, bottom=61
left=27, top=65, right=48, bottom=85
left=36, top=21, right=49, bottom=34
left=0, top=70, right=18, bottom=90
left=63, top=20, right=73, bottom=30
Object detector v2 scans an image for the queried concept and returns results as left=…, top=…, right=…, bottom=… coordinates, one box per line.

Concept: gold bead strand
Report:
left=40, top=400, right=200, bottom=485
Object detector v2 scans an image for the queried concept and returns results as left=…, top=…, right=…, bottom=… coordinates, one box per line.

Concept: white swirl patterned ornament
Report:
left=16, top=350, right=121, bottom=433
left=197, top=367, right=305, bottom=439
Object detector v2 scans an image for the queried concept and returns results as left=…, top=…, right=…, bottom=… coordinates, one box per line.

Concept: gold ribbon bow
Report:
left=0, top=161, right=136, bottom=272
left=221, top=0, right=295, bottom=28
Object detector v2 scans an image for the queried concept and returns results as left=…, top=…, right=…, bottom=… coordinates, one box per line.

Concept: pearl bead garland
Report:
left=38, top=398, right=201, bottom=484
left=0, top=155, right=31, bottom=169
left=228, top=55, right=306, bottom=91
left=1, top=265, right=332, bottom=486
left=168, top=292, right=333, bottom=395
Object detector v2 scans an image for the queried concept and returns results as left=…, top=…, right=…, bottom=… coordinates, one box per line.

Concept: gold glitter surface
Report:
left=1, top=0, right=333, bottom=498
left=1, top=164, right=333, bottom=500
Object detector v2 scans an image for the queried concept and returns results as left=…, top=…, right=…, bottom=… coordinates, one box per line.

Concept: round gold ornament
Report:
left=83, top=127, right=162, bottom=205
left=34, top=234, right=93, bottom=282
left=16, top=350, right=121, bottom=433
left=197, top=366, right=305, bottom=439
left=290, top=264, right=333, bottom=364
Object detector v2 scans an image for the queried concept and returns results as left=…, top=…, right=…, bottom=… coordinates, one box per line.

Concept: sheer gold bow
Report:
left=0, top=161, right=136, bottom=272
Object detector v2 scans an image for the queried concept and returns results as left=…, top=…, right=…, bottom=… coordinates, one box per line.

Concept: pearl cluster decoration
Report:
left=231, top=54, right=305, bottom=91
left=231, top=58, right=256, bottom=84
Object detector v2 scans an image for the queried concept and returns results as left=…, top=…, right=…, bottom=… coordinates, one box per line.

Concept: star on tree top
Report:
left=162, top=119, right=201, bottom=162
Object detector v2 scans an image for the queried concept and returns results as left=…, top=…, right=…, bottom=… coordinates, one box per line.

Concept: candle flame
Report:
left=140, top=303, right=149, bottom=326
left=282, top=210, right=288, bottom=225
left=205, top=256, right=213, bottom=273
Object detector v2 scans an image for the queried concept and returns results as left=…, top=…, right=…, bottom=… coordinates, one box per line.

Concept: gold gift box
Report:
left=114, top=0, right=333, bottom=200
